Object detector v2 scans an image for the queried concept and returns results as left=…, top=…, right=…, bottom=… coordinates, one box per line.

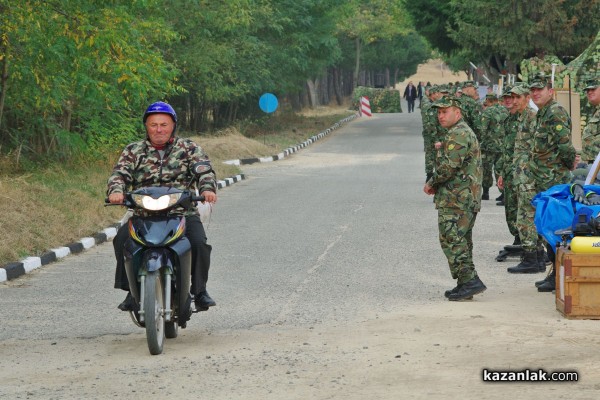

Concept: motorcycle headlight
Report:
left=132, top=193, right=181, bottom=211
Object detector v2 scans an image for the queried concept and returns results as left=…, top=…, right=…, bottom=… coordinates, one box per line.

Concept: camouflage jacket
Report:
left=581, top=105, right=600, bottom=163
left=457, top=95, right=483, bottom=141
left=424, top=104, right=448, bottom=144
left=512, top=107, right=538, bottom=185
left=480, top=104, right=509, bottom=154
left=495, top=112, right=519, bottom=179
left=107, top=137, right=217, bottom=216
left=427, top=119, right=482, bottom=211
left=530, top=99, right=576, bottom=186
left=421, top=99, right=434, bottom=145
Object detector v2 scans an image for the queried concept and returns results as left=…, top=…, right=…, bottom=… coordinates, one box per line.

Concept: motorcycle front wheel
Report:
left=144, top=271, right=165, bottom=355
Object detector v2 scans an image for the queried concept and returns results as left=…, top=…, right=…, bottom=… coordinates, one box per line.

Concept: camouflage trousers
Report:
left=424, top=137, right=435, bottom=176
left=516, top=183, right=542, bottom=251
left=503, top=178, right=519, bottom=238
left=492, top=152, right=503, bottom=193
left=482, top=151, right=497, bottom=191
left=437, top=209, right=478, bottom=284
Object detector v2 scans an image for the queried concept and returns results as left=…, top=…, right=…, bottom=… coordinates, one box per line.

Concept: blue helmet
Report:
left=143, top=101, right=177, bottom=123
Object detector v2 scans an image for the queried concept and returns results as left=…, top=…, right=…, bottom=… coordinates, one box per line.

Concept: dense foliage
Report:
left=404, top=0, right=600, bottom=79
left=0, top=0, right=427, bottom=167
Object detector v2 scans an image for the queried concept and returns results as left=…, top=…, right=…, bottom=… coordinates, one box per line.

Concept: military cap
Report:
left=509, top=84, right=530, bottom=96
left=438, top=84, right=450, bottom=93
left=584, top=76, right=600, bottom=90
left=501, top=84, right=514, bottom=97
left=529, top=73, right=552, bottom=89
left=485, top=93, right=498, bottom=100
left=431, top=95, right=461, bottom=109
left=429, top=85, right=440, bottom=94
left=462, top=80, right=478, bottom=88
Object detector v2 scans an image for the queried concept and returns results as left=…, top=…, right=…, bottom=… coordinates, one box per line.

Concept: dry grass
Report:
left=397, top=58, right=469, bottom=88
left=0, top=109, right=355, bottom=266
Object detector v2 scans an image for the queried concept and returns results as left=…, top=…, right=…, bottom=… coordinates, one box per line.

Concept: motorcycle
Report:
left=106, top=162, right=212, bottom=355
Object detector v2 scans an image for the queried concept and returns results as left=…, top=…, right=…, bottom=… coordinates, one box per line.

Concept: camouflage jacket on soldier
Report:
left=421, top=98, right=434, bottom=143
left=480, top=104, right=509, bottom=154
left=427, top=119, right=482, bottom=211
left=581, top=105, right=600, bottom=163
left=495, top=112, right=519, bottom=179
left=457, top=95, right=484, bottom=141
left=512, top=107, right=538, bottom=186
left=424, top=104, right=449, bottom=144
left=530, top=99, right=576, bottom=186
left=107, top=137, right=217, bottom=216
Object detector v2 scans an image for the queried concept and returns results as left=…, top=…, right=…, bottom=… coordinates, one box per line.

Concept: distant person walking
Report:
left=404, top=81, right=418, bottom=113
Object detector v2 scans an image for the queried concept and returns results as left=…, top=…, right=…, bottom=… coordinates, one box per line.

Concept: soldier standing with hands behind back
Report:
left=423, top=96, right=486, bottom=301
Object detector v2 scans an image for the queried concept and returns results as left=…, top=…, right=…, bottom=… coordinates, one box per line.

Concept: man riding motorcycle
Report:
left=107, top=101, right=218, bottom=311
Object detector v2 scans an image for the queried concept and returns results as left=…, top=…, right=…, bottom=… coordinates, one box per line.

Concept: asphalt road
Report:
left=1, top=111, right=468, bottom=341
left=6, top=111, right=593, bottom=399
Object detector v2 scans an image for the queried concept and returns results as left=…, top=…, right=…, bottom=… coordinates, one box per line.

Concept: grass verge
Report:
left=0, top=108, right=355, bottom=266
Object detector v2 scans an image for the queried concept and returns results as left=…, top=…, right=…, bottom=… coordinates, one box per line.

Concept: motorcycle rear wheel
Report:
left=144, top=272, right=165, bottom=355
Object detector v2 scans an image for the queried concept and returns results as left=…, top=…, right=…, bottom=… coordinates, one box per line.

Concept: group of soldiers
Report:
left=420, top=72, right=600, bottom=300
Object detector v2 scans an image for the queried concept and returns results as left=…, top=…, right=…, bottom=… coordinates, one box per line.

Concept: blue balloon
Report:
left=259, top=93, right=278, bottom=113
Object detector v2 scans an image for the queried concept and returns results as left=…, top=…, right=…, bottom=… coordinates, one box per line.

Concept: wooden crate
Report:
left=556, top=246, right=600, bottom=319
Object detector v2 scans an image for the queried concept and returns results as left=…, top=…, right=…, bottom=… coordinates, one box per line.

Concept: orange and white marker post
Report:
left=359, top=96, right=372, bottom=117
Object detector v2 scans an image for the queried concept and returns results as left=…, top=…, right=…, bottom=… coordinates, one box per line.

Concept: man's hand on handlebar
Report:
left=201, top=190, right=217, bottom=204
left=108, top=193, right=125, bottom=204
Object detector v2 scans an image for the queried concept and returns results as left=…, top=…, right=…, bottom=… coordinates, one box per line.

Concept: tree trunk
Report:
left=0, top=45, right=9, bottom=130
left=353, top=37, right=361, bottom=88
left=385, top=68, right=391, bottom=88
left=306, top=79, right=317, bottom=108
left=332, top=67, right=343, bottom=106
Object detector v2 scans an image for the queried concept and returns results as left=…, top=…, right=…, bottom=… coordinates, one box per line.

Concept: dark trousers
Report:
left=113, top=214, right=212, bottom=296
left=407, top=99, right=415, bottom=113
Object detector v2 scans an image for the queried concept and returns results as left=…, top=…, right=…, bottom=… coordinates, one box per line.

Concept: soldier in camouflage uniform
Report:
left=421, top=85, right=435, bottom=181
left=107, top=101, right=218, bottom=311
left=495, top=86, right=521, bottom=243
left=508, top=74, right=576, bottom=274
left=581, top=76, right=600, bottom=164
left=423, top=96, right=486, bottom=301
left=422, top=85, right=449, bottom=181
left=502, top=85, right=544, bottom=273
left=457, top=82, right=486, bottom=197
left=480, top=93, right=508, bottom=202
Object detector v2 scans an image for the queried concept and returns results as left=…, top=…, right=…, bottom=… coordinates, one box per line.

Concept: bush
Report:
left=352, top=87, right=403, bottom=113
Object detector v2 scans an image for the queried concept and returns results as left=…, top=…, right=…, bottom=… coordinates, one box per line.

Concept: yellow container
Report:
left=570, top=236, right=600, bottom=253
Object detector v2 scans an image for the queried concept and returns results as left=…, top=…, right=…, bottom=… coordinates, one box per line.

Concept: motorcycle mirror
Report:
left=192, top=161, right=212, bottom=175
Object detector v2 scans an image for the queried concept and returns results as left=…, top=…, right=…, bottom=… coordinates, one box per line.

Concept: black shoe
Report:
left=444, top=284, right=460, bottom=298
left=118, top=292, right=137, bottom=312
left=482, top=191, right=489, bottom=200
left=537, top=248, right=547, bottom=272
left=444, top=284, right=473, bottom=300
left=535, top=276, right=551, bottom=287
left=448, top=276, right=486, bottom=301
left=507, top=251, right=539, bottom=273
left=537, top=280, right=555, bottom=292
left=195, top=291, right=216, bottom=309
left=496, top=193, right=504, bottom=202
left=496, top=200, right=505, bottom=206
left=512, top=236, right=521, bottom=246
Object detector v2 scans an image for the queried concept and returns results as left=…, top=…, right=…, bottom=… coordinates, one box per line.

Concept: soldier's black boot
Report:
left=507, top=251, right=539, bottom=273
left=496, top=193, right=504, bottom=202
left=536, top=246, right=547, bottom=272
left=537, top=269, right=556, bottom=292
left=482, top=189, right=489, bottom=200
left=448, top=276, right=486, bottom=301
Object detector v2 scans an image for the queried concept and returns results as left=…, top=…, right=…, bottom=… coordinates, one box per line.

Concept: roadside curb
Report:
left=0, top=113, right=358, bottom=283
left=223, top=113, right=358, bottom=166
